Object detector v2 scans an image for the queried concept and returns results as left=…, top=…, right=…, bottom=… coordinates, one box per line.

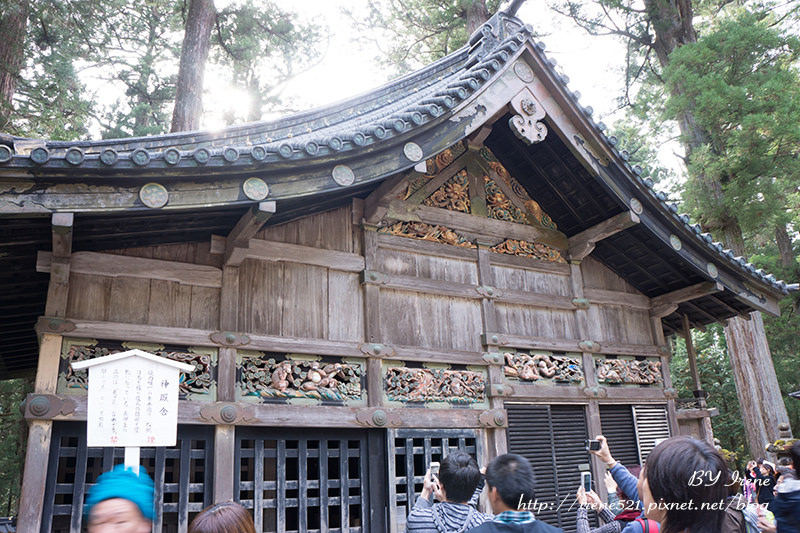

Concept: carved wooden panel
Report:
left=58, top=338, right=216, bottom=400
left=594, top=356, right=663, bottom=386
left=238, top=352, right=366, bottom=405
left=503, top=351, right=584, bottom=384
left=383, top=362, right=487, bottom=407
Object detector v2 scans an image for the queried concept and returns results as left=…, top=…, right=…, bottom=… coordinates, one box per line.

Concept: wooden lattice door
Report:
left=235, top=427, right=385, bottom=533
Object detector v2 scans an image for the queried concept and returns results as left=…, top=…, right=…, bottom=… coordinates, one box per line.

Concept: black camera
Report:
left=585, top=439, right=601, bottom=451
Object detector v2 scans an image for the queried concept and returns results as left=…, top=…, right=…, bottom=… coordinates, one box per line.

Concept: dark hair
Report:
left=484, top=453, right=535, bottom=509
left=438, top=450, right=482, bottom=503
left=791, top=442, right=800, bottom=477
left=762, top=463, right=776, bottom=478
left=188, top=502, right=256, bottom=533
left=644, top=436, right=729, bottom=533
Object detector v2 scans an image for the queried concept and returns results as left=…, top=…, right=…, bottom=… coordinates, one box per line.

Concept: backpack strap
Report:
left=635, top=517, right=654, bottom=533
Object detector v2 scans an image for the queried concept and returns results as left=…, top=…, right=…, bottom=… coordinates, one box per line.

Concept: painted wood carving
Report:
left=504, top=351, right=584, bottom=383
left=595, top=357, right=663, bottom=385
left=378, top=221, right=476, bottom=248
left=60, top=339, right=214, bottom=398
left=490, top=239, right=565, bottom=262
left=239, top=354, right=363, bottom=403
left=384, top=366, right=486, bottom=405
left=423, top=170, right=470, bottom=213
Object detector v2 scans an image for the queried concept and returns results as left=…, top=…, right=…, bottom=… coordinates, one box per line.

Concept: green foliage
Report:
left=211, top=0, right=325, bottom=122
left=346, top=0, right=503, bottom=75
left=662, top=10, right=800, bottom=235
left=4, top=0, right=324, bottom=139
left=609, top=118, right=679, bottom=186
left=0, top=378, right=32, bottom=516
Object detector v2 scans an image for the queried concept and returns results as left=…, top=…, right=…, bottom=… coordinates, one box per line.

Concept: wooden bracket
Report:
left=572, top=298, right=591, bottom=310
left=650, top=303, right=679, bottom=319
left=478, top=409, right=508, bottom=428
left=223, top=201, right=276, bottom=266
left=488, top=384, right=514, bottom=397
left=481, top=333, right=505, bottom=346
left=359, top=343, right=395, bottom=357
left=199, top=402, right=257, bottom=424
left=210, top=331, right=251, bottom=347
left=361, top=270, right=389, bottom=285
left=568, top=211, right=640, bottom=261
left=23, top=394, right=76, bottom=419
left=578, top=340, right=601, bottom=353
left=35, top=316, right=76, bottom=334
left=650, top=282, right=723, bottom=313
left=483, top=352, right=504, bottom=365
left=477, top=286, right=501, bottom=299
left=582, top=387, right=608, bottom=398
left=663, top=388, right=679, bottom=399
left=356, top=408, right=402, bottom=428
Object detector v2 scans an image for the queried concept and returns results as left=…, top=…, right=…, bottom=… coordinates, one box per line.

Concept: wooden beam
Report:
left=363, top=171, right=414, bottom=224
left=246, top=238, right=366, bottom=272
left=37, top=250, right=223, bottom=288
left=224, top=201, right=276, bottom=266
left=45, top=213, right=74, bottom=317
left=50, top=213, right=73, bottom=258
left=568, top=211, right=640, bottom=261
left=583, top=288, right=650, bottom=309
left=650, top=281, right=723, bottom=310
left=404, top=153, right=469, bottom=205
left=384, top=203, right=569, bottom=251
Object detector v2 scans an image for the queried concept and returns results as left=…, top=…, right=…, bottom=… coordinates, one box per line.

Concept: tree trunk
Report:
left=725, top=312, right=791, bottom=457
left=171, top=0, right=215, bottom=132
left=466, top=0, right=490, bottom=34
left=776, top=224, right=794, bottom=271
left=641, top=0, right=792, bottom=455
left=0, top=0, right=30, bottom=129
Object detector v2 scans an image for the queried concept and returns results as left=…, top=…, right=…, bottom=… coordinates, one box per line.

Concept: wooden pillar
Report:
left=18, top=214, right=72, bottom=533
left=214, top=265, right=239, bottom=502
left=477, top=242, right=506, bottom=457
left=568, top=261, right=606, bottom=500
left=362, top=227, right=384, bottom=407
left=652, top=317, right=680, bottom=437
left=681, top=313, right=715, bottom=444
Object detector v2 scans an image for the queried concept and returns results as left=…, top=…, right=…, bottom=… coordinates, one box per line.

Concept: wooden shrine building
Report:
left=0, top=11, right=789, bottom=533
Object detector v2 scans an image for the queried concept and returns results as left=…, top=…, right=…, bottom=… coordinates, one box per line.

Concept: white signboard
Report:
left=72, top=349, right=193, bottom=448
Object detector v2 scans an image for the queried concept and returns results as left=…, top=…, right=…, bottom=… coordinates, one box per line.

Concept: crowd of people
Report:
left=80, top=435, right=800, bottom=533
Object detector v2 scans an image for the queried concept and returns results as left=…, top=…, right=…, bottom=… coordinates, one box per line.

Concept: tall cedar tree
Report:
left=548, top=0, right=797, bottom=457
left=171, top=0, right=216, bottom=132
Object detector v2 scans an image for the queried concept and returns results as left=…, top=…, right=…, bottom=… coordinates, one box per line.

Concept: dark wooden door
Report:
left=235, top=427, right=386, bottom=533
left=506, top=403, right=594, bottom=533
left=42, top=421, right=214, bottom=533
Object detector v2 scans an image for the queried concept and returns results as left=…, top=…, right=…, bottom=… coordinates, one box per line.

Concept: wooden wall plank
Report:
left=281, top=263, right=328, bottom=339
left=190, top=286, right=221, bottom=330
left=257, top=205, right=353, bottom=252
left=148, top=280, right=192, bottom=328
left=38, top=251, right=223, bottom=288
left=328, top=271, right=364, bottom=342
left=66, top=273, right=111, bottom=321
left=246, top=239, right=365, bottom=272
left=238, top=259, right=283, bottom=335
left=107, top=276, right=151, bottom=324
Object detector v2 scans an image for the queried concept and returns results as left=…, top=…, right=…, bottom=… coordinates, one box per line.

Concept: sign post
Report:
left=71, top=349, right=194, bottom=474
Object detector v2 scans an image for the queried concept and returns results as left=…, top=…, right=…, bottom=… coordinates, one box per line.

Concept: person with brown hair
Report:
left=188, top=501, right=256, bottom=533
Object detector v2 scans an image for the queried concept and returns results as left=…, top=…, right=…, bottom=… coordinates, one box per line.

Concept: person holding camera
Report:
left=467, top=453, right=563, bottom=532
left=405, top=450, right=493, bottom=533
left=590, top=434, right=733, bottom=533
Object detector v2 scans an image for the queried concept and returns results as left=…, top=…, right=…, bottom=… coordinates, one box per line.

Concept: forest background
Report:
left=1, top=0, right=799, bottom=517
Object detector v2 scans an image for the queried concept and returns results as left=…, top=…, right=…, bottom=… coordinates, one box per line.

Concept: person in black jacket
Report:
left=467, top=454, right=563, bottom=533
left=771, top=442, right=800, bottom=533
left=748, top=459, right=778, bottom=506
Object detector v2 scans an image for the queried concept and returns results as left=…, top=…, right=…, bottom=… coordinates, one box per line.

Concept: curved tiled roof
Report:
left=0, top=9, right=791, bottom=370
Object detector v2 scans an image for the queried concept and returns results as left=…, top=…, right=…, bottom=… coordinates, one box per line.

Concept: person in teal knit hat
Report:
left=84, top=464, right=155, bottom=533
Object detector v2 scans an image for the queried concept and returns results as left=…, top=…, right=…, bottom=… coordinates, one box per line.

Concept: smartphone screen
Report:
left=581, top=471, right=592, bottom=492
